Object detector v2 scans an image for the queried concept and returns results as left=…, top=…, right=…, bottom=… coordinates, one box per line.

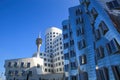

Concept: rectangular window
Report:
left=76, top=8, right=82, bottom=16
left=63, top=33, right=68, bottom=39
left=8, top=62, right=12, bottom=67
left=64, top=43, right=69, bottom=49
left=91, top=8, right=98, bottom=20
left=44, top=63, right=47, bottom=66
left=63, top=25, right=68, bottom=30
left=70, top=62, right=77, bottom=70
left=110, top=38, right=120, bottom=54
left=71, top=76, right=77, bottom=80
left=106, top=0, right=120, bottom=10
left=95, top=29, right=101, bottom=40
left=96, top=67, right=109, bottom=80
left=64, top=53, right=69, bottom=60
left=70, top=50, right=76, bottom=58
left=70, top=40, right=74, bottom=46
left=14, top=62, right=18, bottom=68
left=76, top=16, right=83, bottom=25
left=79, top=54, right=87, bottom=65
left=99, top=21, right=109, bottom=35
left=79, top=72, right=88, bottom=80
left=21, top=62, right=24, bottom=68
left=76, top=26, right=84, bottom=36
left=111, top=65, right=120, bottom=80
left=27, top=62, right=30, bottom=68
left=65, top=64, right=69, bottom=71
left=78, top=39, right=86, bottom=50
left=95, top=46, right=104, bottom=60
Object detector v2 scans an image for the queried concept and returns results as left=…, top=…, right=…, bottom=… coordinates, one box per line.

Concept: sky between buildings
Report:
left=0, top=0, right=79, bottom=78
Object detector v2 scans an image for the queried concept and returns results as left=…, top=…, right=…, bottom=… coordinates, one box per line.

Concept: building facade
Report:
left=45, top=27, right=64, bottom=74
left=5, top=27, right=64, bottom=80
left=62, top=0, right=120, bottom=80
left=4, top=57, right=44, bottom=80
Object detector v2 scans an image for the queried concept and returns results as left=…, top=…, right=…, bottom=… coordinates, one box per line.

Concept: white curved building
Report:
left=45, top=27, right=62, bottom=54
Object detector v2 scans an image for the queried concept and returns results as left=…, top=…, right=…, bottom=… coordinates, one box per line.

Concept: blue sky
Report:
left=0, top=0, right=79, bottom=78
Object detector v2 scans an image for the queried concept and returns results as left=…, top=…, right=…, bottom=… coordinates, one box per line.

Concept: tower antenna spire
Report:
left=36, top=32, right=42, bottom=58
left=38, top=32, right=41, bottom=38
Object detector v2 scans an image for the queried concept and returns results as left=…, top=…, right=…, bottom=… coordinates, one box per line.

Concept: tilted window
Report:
left=111, top=65, right=120, bottom=80
left=95, top=46, right=104, bottom=60
left=99, top=21, right=109, bottom=35
left=91, top=8, right=98, bottom=20
left=95, top=29, right=101, bottom=40
left=96, top=67, right=109, bottom=80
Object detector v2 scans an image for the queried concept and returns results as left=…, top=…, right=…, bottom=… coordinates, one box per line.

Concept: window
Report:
left=79, top=72, right=88, bottom=80
left=106, top=43, right=112, bottom=54
left=106, top=0, right=120, bottom=10
left=70, top=62, right=77, bottom=70
left=58, top=57, right=60, bottom=60
left=76, top=8, right=82, bottom=16
left=44, top=63, right=47, bottom=66
left=44, top=58, right=46, bottom=61
left=65, top=64, right=69, bottom=71
left=76, top=16, right=83, bottom=25
left=61, top=56, right=64, bottom=59
left=64, top=53, right=69, bottom=60
left=48, top=64, right=50, bottom=67
left=61, top=51, right=63, bottom=54
left=91, top=8, right=98, bottom=20
left=37, top=64, right=40, bottom=68
left=21, top=62, right=24, bottom=68
left=79, top=54, right=87, bottom=65
left=60, top=42, right=62, bottom=44
left=96, top=67, right=109, bottom=80
left=64, top=43, right=69, bottom=49
left=84, top=0, right=90, bottom=7
left=48, top=69, right=51, bottom=72
left=78, top=39, right=86, bottom=50
left=27, top=62, right=30, bottom=68
left=8, top=62, right=12, bottom=67
left=95, top=29, right=101, bottom=40
left=45, top=69, right=47, bottom=72
left=111, top=65, right=120, bottom=80
left=62, top=62, right=64, bottom=65
left=70, top=50, right=76, bottom=57
left=14, top=62, right=18, bottom=68
left=95, top=46, right=104, bottom=60
left=63, top=33, right=68, bottom=39
left=70, top=40, right=74, bottom=46
left=63, top=25, right=68, bottom=30
left=51, top=64, right=53, bottom=67
left=99, top=21, right=109, bottom=35
left=8, top=70, right=12, bottom=76
left=59, top=62, right=61, bottom=66
left=22, top=70, right=26, bottom=76
left=15, top=70, right=18, bottom=76
left=71, top=76, right=77, bottom=80
left=59, top=68, right=62, bottom=71
left=110, top=39, right=120, bottom=53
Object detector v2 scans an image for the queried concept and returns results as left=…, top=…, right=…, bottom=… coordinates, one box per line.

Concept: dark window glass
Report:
left=99, top=21, right=109, bottom=35
left=91, top=8, right=98, bottom=20
left=111, top=65, right=120, bottom=80
left=95, top=46, right=104, bottom=60
left=27, top=62, right=30, bottom=68
left=96, top=67, right=109, bottom=80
